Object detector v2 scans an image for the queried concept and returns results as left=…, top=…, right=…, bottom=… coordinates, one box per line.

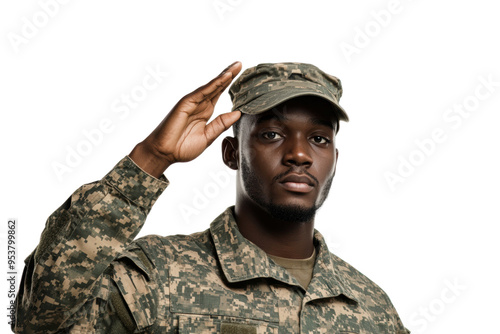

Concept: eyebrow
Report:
left=256, top=113, right=335, bottom=131
left=255, top=113, right=288, bottom=125
left=311, top=118, right=335, bottom=130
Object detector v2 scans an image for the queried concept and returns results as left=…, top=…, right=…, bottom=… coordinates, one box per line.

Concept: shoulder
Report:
left=329, top=251, right=390, bottom=302
left=328, top=251, right=410, bottom=333
left=118, top=229, right=215, bottom=270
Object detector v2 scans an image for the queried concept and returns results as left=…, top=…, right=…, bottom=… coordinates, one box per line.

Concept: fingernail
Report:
left=221, top=62, right=239, bottom=75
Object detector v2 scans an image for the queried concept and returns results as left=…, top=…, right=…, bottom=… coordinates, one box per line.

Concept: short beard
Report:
left=263, top=204, right=317, bottom=224
left=240, top=157, right=334, bottom=224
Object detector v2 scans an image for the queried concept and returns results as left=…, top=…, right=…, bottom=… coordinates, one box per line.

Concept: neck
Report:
left=234, top=196, right=315, bottom=259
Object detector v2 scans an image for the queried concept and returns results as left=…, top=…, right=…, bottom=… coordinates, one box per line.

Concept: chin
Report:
left=266, top=203, right=317, bottom=224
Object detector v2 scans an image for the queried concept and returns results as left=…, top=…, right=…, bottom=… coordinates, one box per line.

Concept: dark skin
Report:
left=223, top=103, right=338, bottom=258
left=129, top=61, right=338, bottom=259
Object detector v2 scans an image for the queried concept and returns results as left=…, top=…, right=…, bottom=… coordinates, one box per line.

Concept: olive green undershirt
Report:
left=267, top=248, right=317, bottom=290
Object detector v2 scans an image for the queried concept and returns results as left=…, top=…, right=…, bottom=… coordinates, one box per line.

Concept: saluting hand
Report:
left=129, top=61, right=242, bottom=177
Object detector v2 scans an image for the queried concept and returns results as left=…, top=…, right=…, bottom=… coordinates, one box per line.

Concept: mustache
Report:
left=272, top=168, right=319, bottom=186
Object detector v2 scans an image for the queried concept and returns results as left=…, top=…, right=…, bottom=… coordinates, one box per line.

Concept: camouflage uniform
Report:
left=13, top=156, right=410, bottom=333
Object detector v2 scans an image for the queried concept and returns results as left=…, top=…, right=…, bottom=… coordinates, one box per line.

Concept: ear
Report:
left=332, top=148, right=339, bottom=178
left=222, top=136, right=239, bottom=170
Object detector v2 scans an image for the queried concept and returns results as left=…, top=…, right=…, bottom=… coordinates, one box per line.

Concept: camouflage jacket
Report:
left=13, top=156, right=410, bottom=333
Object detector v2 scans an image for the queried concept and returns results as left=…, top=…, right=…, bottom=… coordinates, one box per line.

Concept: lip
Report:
left=278, top=174, right=315, bottom=193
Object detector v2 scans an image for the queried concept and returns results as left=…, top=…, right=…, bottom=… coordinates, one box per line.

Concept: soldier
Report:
left=13, top=61, right=410, bottom=333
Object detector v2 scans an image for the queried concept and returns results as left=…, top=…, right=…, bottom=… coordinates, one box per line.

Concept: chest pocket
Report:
left=177, top=314, right=278, bottom=334
left=169, top=270, right=279, bottom=333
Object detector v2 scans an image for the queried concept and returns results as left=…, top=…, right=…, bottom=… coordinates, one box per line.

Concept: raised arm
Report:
left=13, top=61, right=242, bottom=333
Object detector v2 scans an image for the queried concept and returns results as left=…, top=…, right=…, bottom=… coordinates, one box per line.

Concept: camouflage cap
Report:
left=229, top=62, right=349, bottom=122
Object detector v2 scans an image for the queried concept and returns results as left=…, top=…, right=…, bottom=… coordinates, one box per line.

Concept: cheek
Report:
left=240, top=138, right=261, bottom=166
left=314, top=157, right=336, bottom=180
left=254, top=155, right=281, bottom=179
left=247, top=144, right=282, bottom=168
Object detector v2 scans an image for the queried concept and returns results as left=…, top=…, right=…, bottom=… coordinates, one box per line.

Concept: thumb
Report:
left=205, top=110, right=241, bottom=145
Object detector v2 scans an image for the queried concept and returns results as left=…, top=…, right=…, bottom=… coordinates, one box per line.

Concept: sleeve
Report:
left=381, top=292, right=411, bottom=334
left=12, top=156, right=169, bottom=333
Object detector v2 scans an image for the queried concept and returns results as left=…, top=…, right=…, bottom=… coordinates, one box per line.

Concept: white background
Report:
left=1, top=0, right=499, bottom=332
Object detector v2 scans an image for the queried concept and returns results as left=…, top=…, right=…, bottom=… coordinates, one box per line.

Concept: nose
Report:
left=282, top=135, right=313, bottom=167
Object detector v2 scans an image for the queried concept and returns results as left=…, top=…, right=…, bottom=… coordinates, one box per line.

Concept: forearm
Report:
left=13, top=156, right=168, bottom=332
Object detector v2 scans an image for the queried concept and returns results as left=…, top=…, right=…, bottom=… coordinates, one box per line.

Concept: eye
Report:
left=311, top=136, right=330, bottom=144
left=262, top=131, right=283, bottom=140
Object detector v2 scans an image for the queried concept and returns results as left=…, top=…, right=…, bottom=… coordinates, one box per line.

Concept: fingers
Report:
left=204, top=110, right=241, bottom=145
left=205, top=62, right=241, bottom=101
left=219, top=61, right=241, bottom=75
left=209, top=73, right=236, bottom=106
left=189, top=62, right=242, bottom=104
left=208, top=62, right=242, bottom=106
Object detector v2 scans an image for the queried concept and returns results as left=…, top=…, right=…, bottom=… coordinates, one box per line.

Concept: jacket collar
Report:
left=210, top=206, right=359, bottom=304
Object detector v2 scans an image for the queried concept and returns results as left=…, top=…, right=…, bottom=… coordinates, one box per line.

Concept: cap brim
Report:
left=232, top=82, right=349, bottom=122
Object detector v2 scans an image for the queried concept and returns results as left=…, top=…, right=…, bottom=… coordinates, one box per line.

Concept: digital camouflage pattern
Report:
left=229, top=62, right=349, bottom=122
left=13, top=156, right=410, bottom=333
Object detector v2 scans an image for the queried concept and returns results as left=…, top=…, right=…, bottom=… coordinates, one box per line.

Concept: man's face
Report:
left=234, top=97, right=339, bottom=223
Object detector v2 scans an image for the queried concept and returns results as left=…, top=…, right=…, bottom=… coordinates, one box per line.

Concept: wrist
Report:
left=129, top=142, right=173, bottom=178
